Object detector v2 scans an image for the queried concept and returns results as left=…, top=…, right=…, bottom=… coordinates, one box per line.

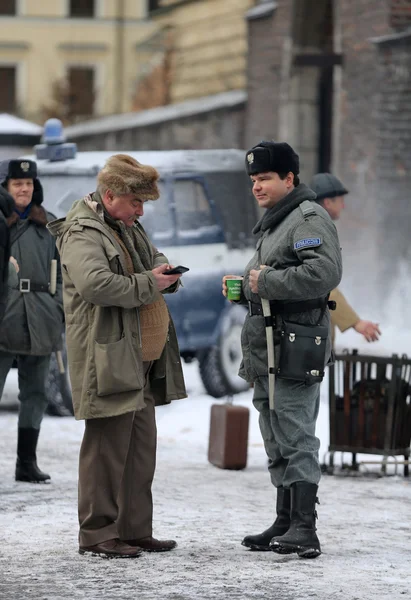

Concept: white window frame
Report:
left=0, top=60, right=25, bottom=114
left=16, top=0, right=25, bottom=15
left=64, top=62, right=104, bottom=116
left=62, top=0, right=104, bottom=18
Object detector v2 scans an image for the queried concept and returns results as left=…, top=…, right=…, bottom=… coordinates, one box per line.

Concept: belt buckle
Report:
left=19, top=279, right=30, bottom=293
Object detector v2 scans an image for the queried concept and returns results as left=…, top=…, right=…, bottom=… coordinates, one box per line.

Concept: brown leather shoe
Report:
left=125, top=536, right=177, bottom=552
left=79, top=538, right=142, bottom=558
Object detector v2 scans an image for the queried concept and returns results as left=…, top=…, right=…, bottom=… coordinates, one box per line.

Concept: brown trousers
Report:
left=78, top=364, right=156, bottom=547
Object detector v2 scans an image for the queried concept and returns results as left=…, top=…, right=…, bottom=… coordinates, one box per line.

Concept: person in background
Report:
left=48, top=154, right=187, bottom=559
left=0, top=186, right=19, bottom=323
left=0, top=159, right=64, bottom=483
left=309, top=173, right=381, bottom=345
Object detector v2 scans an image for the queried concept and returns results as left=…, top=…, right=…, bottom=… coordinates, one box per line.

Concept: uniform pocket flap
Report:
left=94, top=336, right=142, bottom=396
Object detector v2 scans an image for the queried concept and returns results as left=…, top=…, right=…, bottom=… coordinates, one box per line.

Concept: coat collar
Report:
left=6, top=203, right=49, bottom=228
left=253, top=184, right=317, bottom=235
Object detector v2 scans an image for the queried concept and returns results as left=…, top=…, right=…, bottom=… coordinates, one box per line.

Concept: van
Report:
left=25, top=126, right=258, bottom=406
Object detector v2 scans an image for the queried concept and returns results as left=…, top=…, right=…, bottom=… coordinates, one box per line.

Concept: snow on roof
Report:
left=0, top=113, right=43, bottom=136
left=64, top=90, right=247, bottom=139
left=23, top=149, right=247, bottom=176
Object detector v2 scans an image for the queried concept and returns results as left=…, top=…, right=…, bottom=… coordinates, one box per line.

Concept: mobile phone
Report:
left=165, top=265, right=190, bottom=275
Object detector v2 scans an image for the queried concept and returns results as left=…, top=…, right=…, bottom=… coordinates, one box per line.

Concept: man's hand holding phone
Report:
left=165, top=265, right=190, bottom=275
left=152, top=264, right=188, bottom=291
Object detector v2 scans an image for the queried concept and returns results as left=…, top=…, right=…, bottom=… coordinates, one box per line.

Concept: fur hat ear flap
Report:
left=97, top=154, right=160, bottom=201
left=32, top=179, right=44, bottom=206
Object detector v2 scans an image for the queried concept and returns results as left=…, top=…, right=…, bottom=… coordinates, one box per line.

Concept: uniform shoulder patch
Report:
left=294, top=237, right=322, bottom=250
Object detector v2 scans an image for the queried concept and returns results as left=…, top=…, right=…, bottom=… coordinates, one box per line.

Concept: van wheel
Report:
left=198, top=305, right=249, bottom=398
left=45, top=345, right=73, bottom=417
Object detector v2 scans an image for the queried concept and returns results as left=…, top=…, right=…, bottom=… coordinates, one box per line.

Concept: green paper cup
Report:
left=226, top=277, right=243, bottom=301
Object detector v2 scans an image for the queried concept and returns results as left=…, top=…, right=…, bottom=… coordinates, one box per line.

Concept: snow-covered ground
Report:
left=0, top=327, right=410, bottom=600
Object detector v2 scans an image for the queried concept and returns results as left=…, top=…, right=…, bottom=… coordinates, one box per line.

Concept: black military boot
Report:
left=15, top=428, right=51, bottom=483
left=270, top=482, right=321, bottom=558
left=242, top=487, right=291, bottom=550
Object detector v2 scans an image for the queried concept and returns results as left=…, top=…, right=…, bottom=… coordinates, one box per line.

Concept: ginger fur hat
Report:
left=97, top=154, right=160, bottom=201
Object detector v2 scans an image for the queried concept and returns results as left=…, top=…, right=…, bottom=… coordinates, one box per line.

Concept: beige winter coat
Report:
left=329, top=288, right=360, bottom=345
left=47, top=197, right=187, bottom=420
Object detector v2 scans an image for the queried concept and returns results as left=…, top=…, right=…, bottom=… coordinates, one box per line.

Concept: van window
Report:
left=173, top=179, right=224, bottom=245
left=140, top=187, right=172, bottom=245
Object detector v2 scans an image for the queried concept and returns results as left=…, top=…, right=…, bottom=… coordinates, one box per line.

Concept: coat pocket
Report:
left=94, top=335, right=142, bottom=397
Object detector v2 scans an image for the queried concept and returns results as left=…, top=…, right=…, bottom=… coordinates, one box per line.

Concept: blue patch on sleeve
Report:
left=294, top=237, right=322, bottom=250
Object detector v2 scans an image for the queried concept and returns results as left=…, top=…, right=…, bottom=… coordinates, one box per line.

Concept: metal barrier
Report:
left=326, top=351, right=411, bottom=476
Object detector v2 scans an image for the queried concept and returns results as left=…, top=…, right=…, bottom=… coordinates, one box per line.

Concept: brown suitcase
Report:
left=208, top=402, right=250, bottom=470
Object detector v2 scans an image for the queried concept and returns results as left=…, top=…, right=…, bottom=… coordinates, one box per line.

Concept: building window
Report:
left=0, top=66, right=17, bottom=113
left=390, top=0, right=411, bottom=29
left=0, top=0, right=16, bottom=15
left=69, top=0, right=95, bottom=18
left=67, top=67, right=95, bottom=118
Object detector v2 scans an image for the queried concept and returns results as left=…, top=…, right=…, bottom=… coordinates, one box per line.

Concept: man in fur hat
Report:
left=223, top=141, right=342, bottom=559
left=48, top=154, right=187, bottom=559
left=0, top=159, right=64, bottom=483
left=310, top=172, right=381, bottom=345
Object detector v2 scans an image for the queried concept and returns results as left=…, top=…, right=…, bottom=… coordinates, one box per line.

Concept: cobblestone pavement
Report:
left=0, top=394, right=410, bottom=600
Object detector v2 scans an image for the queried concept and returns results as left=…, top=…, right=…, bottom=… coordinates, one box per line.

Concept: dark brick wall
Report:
left=245, top=0, right=398, bottom=312
left=332, top=0, right=392, bottom=306
left=71, top=105, right=246, bottom=151
left=373, top=35, right=411, bottom=312
left=244, top=0, right=293, bottom=148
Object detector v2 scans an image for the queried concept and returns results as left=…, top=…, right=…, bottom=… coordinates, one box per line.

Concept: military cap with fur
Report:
left=0, top=159, right=43, bottom=205
left=245, top=141, right=300, bottom=177
left=97, top=154, right=160, bottom=201
left=309, top=173, right=348, bottom=202
left=0, top=159, right=37, bottom=183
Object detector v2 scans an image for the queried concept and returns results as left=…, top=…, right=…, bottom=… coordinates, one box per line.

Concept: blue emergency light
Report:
left=34, top=119, right=77, bottom=162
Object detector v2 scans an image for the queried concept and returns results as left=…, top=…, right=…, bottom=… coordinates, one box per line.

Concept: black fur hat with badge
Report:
left=0, top=159, right=43, bottom=205
left=245, top=141, right=300, bottom=178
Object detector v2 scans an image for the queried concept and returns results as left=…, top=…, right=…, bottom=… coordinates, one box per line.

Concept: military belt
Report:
left=19, top=279, right=50, bottom=293
left=248, top=298, right=335, bottom=317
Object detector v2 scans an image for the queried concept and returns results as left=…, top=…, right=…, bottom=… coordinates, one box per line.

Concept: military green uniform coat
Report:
left=48, top=197, right=187, bottom=421
left=0, top=201, right=64, bottom=356
left=239, top=184, right=343, bottom=382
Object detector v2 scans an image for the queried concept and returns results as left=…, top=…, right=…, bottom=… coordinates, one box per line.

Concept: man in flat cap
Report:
left=0, top=159, right=64, bottom=483
left=310, top=173, right=381, bottom=345
left=48, top=154, right=187, bottom=559
left=223, top=141, right=342, bottom=558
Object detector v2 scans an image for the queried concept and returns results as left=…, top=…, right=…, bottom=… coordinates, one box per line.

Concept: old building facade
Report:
left=0, top=0, right=158, bottom=121
left=0, top=0, right=253, bottom=123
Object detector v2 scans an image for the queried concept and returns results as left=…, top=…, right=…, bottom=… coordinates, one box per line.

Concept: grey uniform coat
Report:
left=0, top=198, right=64, bottom=356
left=239, top=184, right=342, bottom=382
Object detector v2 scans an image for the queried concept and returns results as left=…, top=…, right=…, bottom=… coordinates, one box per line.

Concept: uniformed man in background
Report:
left=309, top=173, right=381, bottom=345
left=0, top=185, right=19, bottom=324
left=0, top=159, right=64, bottom=483
left=223, top=141, right=342, bottom=559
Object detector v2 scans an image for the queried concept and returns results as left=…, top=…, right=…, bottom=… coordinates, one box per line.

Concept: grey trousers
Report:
left=253, top=376, right=321, bottom=488
left=78, top=364, right=156, bottom=547
left=0, top=351, right=51, bottom=429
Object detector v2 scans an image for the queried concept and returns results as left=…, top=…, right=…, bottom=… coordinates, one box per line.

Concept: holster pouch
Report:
left=277, top=321, right=328, bottom=385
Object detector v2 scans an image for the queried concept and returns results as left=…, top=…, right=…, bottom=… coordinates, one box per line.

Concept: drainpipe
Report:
left=115, top=0, right=125, bottom=114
